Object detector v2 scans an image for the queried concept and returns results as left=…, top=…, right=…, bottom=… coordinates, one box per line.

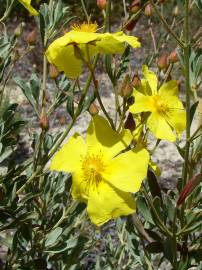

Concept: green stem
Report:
left=142, top=185, right=172, bottom=237
left=172, top=207, right=178, bottom=268
left=0, top=0, right=15, bottom=22
left=180, top=0, right=191, bottom=261
left=150, top=0, right=184, bottom=48
left=80, top=0, right=89, bottom=22
left=117, top=99, right=127, bottom=132
left=105, top=0, right=111, bottom=32
left=182, top=0, right=191, bottom=189
left=84, top=48, right=116, bottom=130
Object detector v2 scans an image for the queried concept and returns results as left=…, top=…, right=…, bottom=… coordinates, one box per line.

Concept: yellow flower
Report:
left=46, top=22, right=141, bottom=78
left=129, top=66, right=186, bottom=142
left=18, top=0, right=39, bottom=16
left=50, top=115, right=149, bottom=226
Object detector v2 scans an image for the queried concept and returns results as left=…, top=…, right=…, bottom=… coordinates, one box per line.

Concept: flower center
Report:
left=152, top=95, right=169, bottom=115
left=82, top=153, right=105, bottom=187
left=71, top=22, right=98, bottom=33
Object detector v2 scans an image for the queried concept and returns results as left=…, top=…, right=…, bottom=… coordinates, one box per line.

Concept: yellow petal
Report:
left=87, top=115, right=132, bottom=158
left=71, top=171, right=89, bottom=202
left=50, top=133, right=87, bottom=173
left=147, top=112, right=176, bottom=142
left=46, top=36, right=82, bottom=78
left=129, top=90, right=154, bottom=114
left=69, top=31, right=100, bottom=44
left=18, top=0, right=38, bottom=16
left=113, top=32, right=141, bottom=48
left=142, top=65, right=158, bottom=95
left=96, top=33, right=125, bottom=54
left=87, top=181, right=136, bottom=226
left=103, top=148, right=149, bottom=192
left=159, top=80, right=179, bottom=97
left=166, top=108, right=186, bottom=135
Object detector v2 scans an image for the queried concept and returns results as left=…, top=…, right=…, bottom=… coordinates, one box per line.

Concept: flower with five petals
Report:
left=46, top=22, right=141, bottom=78
left=50, top=115, right=149, bottom=226
left=129, top=66, right=186, bottom=142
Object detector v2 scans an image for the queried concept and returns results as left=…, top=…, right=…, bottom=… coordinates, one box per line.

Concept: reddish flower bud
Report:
left=59, top=115, right=67, bottom=125
left=124, top=113, right=136, bottom=131
left=177, top=174, right=202, bottom=206
left=145, top=4, right=153, bottom=17
left=169, top=49, right=178, bottom=63
left=39, top=110, right=49, bottom=130
left=26, top=29, right=37, bottom=45
left=130, top=0, right=141, bottom=13
left=132, top=73, right=141, bottom=88
left=119, top=74, right=133, bottom=98
left=49, top=64, right=59, bottom=79
left=89, top=103, right=99, bottom=116
left=157, top=54, right=169, bottom=70
left=97, top=0, right=107, bottom=10
left=124, top=18, right=138, bottom=31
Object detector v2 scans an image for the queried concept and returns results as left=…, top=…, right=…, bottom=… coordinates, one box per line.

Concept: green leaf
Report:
left=105, top=55, right=115, bottom=84
left=14, top=77, right=36, bottom=109
left=45, top=227, right=63, bottom=247
left=39, top=4, right=49, bottom=43
left=81, top=92, right=96, bottom=114
left=45, top=237, right=80, bottom=253
left=116, top=46, right=131, bottom=80
left=145, top=241, right=163, bottom=254
left=195, top=0, right=202, bottom=14
left=30, top=73, right=40, bottom=103
left=147, top=170, right=163, bottom=204
left=162, top=237, right=173, bottom=263
left=190, top=101, right=199, bottom=125
left=137, top=196, right=154, bottom=225
left=66, top=92, right=74, bottom=118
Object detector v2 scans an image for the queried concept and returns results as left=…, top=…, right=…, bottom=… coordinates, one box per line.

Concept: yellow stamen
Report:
left=82, top=152, right=105, bottom=188
left=71, top=22, right=98, bottom=33
left=152, top=95, right=169, bottom=115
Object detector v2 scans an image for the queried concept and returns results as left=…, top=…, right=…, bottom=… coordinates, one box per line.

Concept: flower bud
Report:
left=39, top=110, right=49, bottom=130
left=124, top=113, right=136, bottom=131
left=127, top=96, right=135, bottom=106
left=119, top=75, right=133, bottom=98
left=14, top=23, right=23, bottom=37
left=157, top=54, right=169, bottom=70
left=59, top=115, right=67, bottom=125
left=125, top=19, right=138, bottom=31
left=169, top=49, right=178, bottom=63
left=177, top=174, right=202, bottom=206
left=97, top=0, right=107, bottom=9
left=130, top=0, right=141, bottom=13
left=173, top=6, right=179, bottom=17
left=26, top=29, right=37, bottom=45
left=49, top=64, right=59, bottom=79
left=132, top=73, right=141, bottom=88
left=89, top=103, right=99, bottom=116
left=144, top=4, right=153, bottom=17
